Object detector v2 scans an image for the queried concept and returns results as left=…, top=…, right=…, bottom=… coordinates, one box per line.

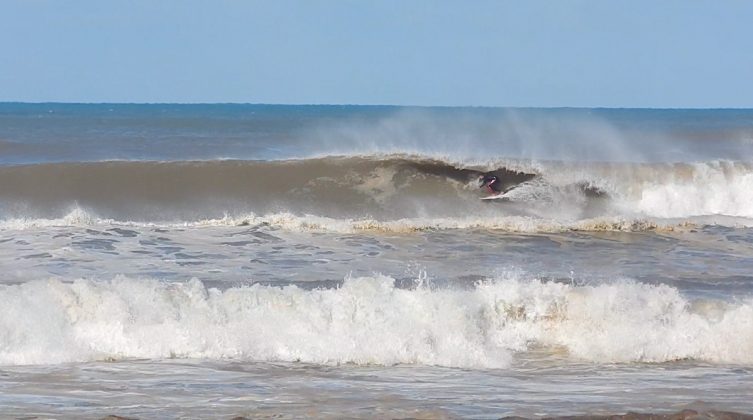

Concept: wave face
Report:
left=1, top=156, right=753, bottom=230
left=1, top=275, right=752, bottom=367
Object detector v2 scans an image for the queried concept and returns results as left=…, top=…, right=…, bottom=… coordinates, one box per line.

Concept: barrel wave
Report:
left=1, top=155, right=752, bottom=231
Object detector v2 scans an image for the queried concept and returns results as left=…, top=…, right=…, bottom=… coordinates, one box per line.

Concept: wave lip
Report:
left=1, top=275, right=752, bottom=367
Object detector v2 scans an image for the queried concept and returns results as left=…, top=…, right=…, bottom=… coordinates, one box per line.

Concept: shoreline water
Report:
left=3, top=358, right=752, bottom=419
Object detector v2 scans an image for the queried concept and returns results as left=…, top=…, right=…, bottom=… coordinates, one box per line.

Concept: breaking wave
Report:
left=1, top=155, right=752, bottom=231
left=1, top=274, right=752, bottom=367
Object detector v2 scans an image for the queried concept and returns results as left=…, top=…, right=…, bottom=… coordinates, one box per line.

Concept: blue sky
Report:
left=1, top=0, right=751, bottom=107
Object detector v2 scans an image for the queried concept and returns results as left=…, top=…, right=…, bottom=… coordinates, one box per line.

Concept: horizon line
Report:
left=1, top=101, right=752, bottom=111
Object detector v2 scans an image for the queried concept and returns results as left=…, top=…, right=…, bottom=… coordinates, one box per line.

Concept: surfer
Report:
left=477, top=170, right=537, bottom=199
left=479, top=174, right=503, bottom=195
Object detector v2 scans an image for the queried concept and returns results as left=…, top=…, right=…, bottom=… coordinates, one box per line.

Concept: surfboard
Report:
left=479, top=181, right=531, bottom=201
left=480, top=194, right=510, bottom=201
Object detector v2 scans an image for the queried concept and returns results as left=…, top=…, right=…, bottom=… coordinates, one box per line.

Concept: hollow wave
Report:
left=1, top=155, right=752, bottom=230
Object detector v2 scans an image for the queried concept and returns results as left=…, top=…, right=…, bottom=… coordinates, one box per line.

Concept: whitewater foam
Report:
left=631, top=161, right=753, bottom=218
left=1, top=274, right=752, bottom=367
left=0, top=206, right=714, bottom=233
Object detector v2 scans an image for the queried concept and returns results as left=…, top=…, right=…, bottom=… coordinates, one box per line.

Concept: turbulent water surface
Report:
left=1, top=104, right=753, bottom=418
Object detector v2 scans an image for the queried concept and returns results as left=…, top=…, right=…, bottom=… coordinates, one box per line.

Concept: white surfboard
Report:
left=480, top=194, right=509, bottom=201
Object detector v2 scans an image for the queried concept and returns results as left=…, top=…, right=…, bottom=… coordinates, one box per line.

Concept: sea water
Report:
left=0, top=104, right=752, bottom=418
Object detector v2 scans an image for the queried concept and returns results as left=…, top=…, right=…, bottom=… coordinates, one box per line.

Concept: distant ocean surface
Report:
left=1, top=103, right=753, bottom=418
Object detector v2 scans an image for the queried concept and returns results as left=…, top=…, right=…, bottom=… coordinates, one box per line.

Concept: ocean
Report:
left=0, top=103, right=752, bottom=418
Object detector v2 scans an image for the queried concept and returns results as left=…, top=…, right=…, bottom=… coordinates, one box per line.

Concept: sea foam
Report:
left=0, top=208, right=703, bottom=233
left=1, top=275, right=751, bottom=367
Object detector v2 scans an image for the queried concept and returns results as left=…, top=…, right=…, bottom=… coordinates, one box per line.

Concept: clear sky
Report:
left=1, top=0, right=752, bottom=107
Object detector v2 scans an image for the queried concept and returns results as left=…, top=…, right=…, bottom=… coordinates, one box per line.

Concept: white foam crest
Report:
left=629, top=161, right=753, bottom=218
left=0, top=275, right=511, bottom=368
left=0, top=208, right=729, bottom=233
left=210, top=213, right=711, bottom=233
left=0, top=206, right=103, bottom=230
left=1, top=275, right=752, bottom=367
